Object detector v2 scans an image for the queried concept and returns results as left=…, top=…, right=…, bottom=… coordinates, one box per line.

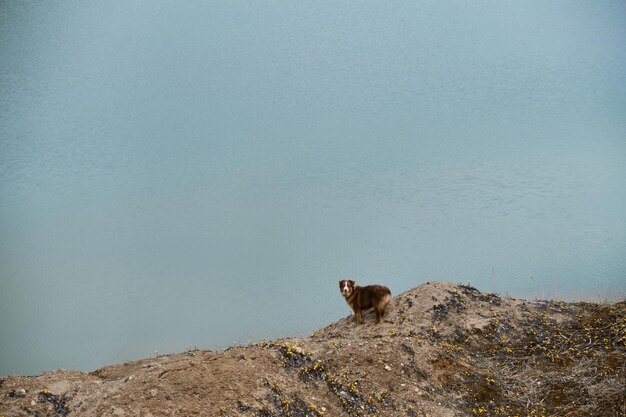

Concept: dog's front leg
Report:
left=354, top=308, right=363, bottom=324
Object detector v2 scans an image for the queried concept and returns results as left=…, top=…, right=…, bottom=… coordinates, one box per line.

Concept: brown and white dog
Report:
left=339, top=279, right=392, bottom=324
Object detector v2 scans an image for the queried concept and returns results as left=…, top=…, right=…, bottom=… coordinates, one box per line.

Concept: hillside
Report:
left=1, top=282, right=624, bottom=417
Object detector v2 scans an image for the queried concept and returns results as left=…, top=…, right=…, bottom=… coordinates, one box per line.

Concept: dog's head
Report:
left=338, top=279, right=356, bottom=297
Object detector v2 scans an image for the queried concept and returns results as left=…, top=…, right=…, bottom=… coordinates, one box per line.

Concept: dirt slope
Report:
left=1, top=282, right=624, bottom=417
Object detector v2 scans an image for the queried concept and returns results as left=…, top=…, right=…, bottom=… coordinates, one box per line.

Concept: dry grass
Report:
left=432, top=290, right=626, bottom=417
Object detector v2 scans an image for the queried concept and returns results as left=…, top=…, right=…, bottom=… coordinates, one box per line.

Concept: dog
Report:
left=338, top=279, right=392, bottom=324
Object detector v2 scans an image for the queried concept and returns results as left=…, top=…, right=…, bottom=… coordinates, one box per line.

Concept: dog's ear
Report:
left=349, top=279, right=355, bottom=286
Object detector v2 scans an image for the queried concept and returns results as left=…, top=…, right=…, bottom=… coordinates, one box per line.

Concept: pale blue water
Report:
left=1, top=1, right=625, bottom=376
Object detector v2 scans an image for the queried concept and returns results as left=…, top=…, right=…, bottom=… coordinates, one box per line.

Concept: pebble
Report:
left=148, top=389, right=158, bottom=398
left=112, top=407, right=126, bottom=416
left=384, top=364, right=392, bottom=371
left=15, top=388, right=26, bottom=397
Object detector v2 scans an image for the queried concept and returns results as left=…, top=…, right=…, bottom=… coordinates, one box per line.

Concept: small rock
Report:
left=339, top=390, right=349, bottom=399
left=112, top=407, right=126, bottom=416
left=400, top=384, right=406, bottom=387
left=148, top=389, right=158, bottom=398
left=48, top=381, right=69, bottom=394
left=15, top=388, right=26, bottom=397
left=125, top=375, right=134, bottom=382
left=384, top=364, right=392, bottom=371
left=30, top=399, right=36, bottom=406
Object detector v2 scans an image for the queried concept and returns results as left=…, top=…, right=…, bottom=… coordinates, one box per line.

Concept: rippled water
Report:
left=1, top=1, right=625, bottom=375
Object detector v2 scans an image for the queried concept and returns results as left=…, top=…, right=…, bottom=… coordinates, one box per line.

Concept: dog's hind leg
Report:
left=378, top=293, right=392, bottom=323
left=374, top=308, right=382, bottom=324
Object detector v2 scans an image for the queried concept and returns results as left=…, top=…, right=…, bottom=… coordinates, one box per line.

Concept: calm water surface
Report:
left=1, top=1, right=625, bottom=375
